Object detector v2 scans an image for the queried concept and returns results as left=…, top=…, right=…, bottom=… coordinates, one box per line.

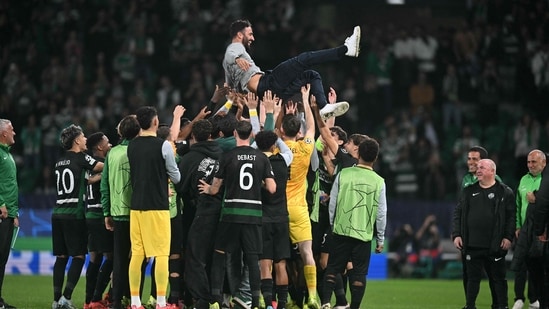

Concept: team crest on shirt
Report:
left=84, top=154, right=97, bottom=165
left=488, top=193, right=495, bottom=199
left=304, top=137, right=313, bottom=144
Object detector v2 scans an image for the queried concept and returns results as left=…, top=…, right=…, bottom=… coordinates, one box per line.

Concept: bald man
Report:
left=452, top=159, right=515, bottom=309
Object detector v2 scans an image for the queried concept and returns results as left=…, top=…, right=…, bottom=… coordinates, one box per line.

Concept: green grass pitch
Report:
left=3, top=276, right=510, bottom=309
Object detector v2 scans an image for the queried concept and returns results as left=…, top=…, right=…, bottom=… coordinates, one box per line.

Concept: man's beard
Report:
left=243, top=38, right=252, bottom=53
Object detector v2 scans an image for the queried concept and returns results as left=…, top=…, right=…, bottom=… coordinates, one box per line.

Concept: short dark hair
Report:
left=118, top=115, right=141, bottom=140
left=235, top=120, right=252, bottom=140
left=255, top=130, right=278, bottom=152
left=217, top=113, right=238, bottom=137
left=329, top=126, right=348, bottom=143
left=87, top=132, right=105, bottom=151
left=469, top=145, right=488, bottom=159
left=60, top=124, right=83, bottom=150
left=192, top=119, right=213, bottom=142
left=157, top=125, right=171, bottom=140
left=230, top=19, right=252, bottom=38
left=135, top=106, right=157, bottom=130
left=282, top=114, right=301, bottom=138
left=348, top=133, right=369, bottom=146
left=359, top=137, right=379, bottom=163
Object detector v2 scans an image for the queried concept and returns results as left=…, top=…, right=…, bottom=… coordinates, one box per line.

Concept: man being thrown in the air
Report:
left=223, top=19, right=361, bottom=121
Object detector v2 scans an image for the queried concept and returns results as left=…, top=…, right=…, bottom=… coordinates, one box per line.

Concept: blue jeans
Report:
left=257, top=46, right=345, bottom=108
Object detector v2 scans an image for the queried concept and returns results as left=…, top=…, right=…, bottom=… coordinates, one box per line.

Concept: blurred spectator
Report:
left=416, top=112, right=439, bottom=150
left=113, top=42, right=136, bottom=93
left=2, top=62, right=20, bottom=99
left=411, top=25, right=438, bottom=78
left=88, top=9, right=117, bottom=69
left=531, top=43, right=549, bottom=119
left=128, top=23, right=155, bottom=83
left=20, top=114, right=42, bottom=171
left=81, top=95, right=104, bottom=133
left=41, top=56, right=67, bottom=97
left=441, top=63, right=462, bottom=130
left=452, top=125, right=480, bottom=193
left=156, top=75, right=181, bottom=123
left=18, top=114, right=42, bottom=193
left=13, top=74, right=38, bottom=126
left=388, top=223, right=417, bottom=277
left=415, top=215, right=442, bottom=277
left=366, top=42, right=394, bottom=119
left=392, top=28, right=416, bottom=108
left=513, top=113, right=540, bottom=180
left=409, top=71, right=434, bottom=121
left=64, top=30, right=82, bottom=64
left=477, top=58, right=501, bottom=128
left=40, top=102, right=64, bottom=180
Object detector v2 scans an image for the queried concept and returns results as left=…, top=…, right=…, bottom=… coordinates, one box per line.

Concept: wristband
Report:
left=249, top=109, right=258, bottom=117
left=224, top=100, right=233, bottom=109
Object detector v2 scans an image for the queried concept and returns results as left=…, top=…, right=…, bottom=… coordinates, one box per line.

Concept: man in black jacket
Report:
left=177, top=119, right=224, bottom=309
left=452, top=159, right=515, bottom=309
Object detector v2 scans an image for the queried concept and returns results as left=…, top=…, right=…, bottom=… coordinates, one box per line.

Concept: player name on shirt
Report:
left=238, top=154, right=256, bottom=160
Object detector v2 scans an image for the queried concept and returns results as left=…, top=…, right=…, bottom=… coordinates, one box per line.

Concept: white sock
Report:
left=131, top=296, right=142, bottom=307
left=157, top=295, right=166, bottom=307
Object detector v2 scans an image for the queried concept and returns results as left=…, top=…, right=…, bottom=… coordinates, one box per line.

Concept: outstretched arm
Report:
left=302, top=84, right=315, bottom=139
left=170, top=105, right=186, bottom=142
left=310, top=95, right=339, bottom=155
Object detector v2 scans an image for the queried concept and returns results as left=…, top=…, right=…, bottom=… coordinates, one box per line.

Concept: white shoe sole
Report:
left=320, top=101, right=350, bottom=121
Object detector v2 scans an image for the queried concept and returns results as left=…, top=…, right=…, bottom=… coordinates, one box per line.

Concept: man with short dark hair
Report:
left=255, top=130, right=293, bottom=309
left=127, top=106, right=181, bottom=309
left=52, top=124, right=104, bottom=309
left=321, top=138, right=387, bottom=309
left=224, top=19, right=361, bottom=121
left=199, top=120, right=276, bottom=309
left=100, top=115, right=141, bottom=309
left=177, top=119, right=223, bottom=309
left=84, top=132, right=112, bottom=309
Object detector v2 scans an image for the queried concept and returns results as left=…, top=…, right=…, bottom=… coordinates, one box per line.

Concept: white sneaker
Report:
left=52, top=301, right=58, bottom=309
left=58, top=296, right=77, bottom=309
left=344, top=26, right=361, bottom=57
left=320, top=101, right=349, bottom=121
left=321, top=304, right=331, bottom=309
left=529, top=300, right=540, bottom=309
left=512, top=299, right=524, bottom=309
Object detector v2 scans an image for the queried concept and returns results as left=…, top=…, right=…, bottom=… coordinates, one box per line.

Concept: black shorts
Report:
left=170, top=214, right=183, bottom=255
left=87, top=218, right=114, bottom=253
left=52, top=217, right=88, bottom=256
left=214, top=222, right=262, bottom=255
left=260, top=222, right=290, bottom=261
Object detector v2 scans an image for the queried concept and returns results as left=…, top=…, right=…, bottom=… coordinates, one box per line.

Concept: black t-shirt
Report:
left=261, top=153, right=289, bottom=223
left=467, top=183, right=497, bottom=249
left=216, top=146, right=274, bottom=224
left=86, top=156, right=105, bottom=219
left=334, top=147, right=357, bottom=174
left=53, top=151, right=98, bottom=219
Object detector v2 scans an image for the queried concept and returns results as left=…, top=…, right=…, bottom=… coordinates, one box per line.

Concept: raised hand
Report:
left=328, top=87, right=337, bottom=104
left=310, top=94, right=318, bottom=111
left=246, top=92, right=258, bottom=109
left=261, top=90, right=276, bottom=113
left=285, top=100, right=297, bottom=115
left=301, top=83, right=311, bottom=103
left=210, top=84, right=231, bottom=103
left=173, top=105, right=186, bottom=118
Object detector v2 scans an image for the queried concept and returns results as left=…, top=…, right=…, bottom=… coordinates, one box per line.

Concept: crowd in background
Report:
left=1, top=0, right=549, bottom=199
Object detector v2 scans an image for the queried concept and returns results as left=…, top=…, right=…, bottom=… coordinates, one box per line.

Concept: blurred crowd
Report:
left=1, top=0, right=548, bottom=197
